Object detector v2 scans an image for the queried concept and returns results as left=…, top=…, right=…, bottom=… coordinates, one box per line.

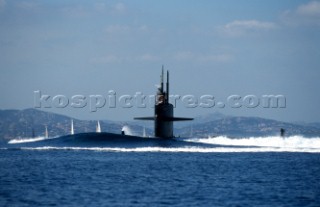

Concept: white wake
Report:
left=17, top=145, right=320, bottom=153
left=186, top=136, right=320, bottom=150
left=8, top=136, right=59, bottom=144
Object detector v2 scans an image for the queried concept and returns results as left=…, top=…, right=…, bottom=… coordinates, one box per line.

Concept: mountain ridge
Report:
left=0, top=108, right=319, bottom=140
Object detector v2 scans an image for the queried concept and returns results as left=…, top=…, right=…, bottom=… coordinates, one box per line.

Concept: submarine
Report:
left=8, top=67, right=199, bottom=148
left=59, top=66, right=193, bottom=143
left=134, top=67, right=193, bottom=138
left=88, top=66, right=193, bottom=141
left=5, top=69, right=256, bottom=149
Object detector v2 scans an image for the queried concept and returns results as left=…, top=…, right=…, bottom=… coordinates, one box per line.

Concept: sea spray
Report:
left=8, top=136, right=58, bottom=144
left=121, top=125, right=134, bottom=136
left=186, top=136, right=320, bottom=150
left=10, top=146, right=320, bottom=153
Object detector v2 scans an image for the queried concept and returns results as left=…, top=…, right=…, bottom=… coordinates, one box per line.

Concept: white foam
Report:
left=17, top=145, right=320, bottom=153
left=8, top=136, right=58, bottom=144
left=121, top=125, right=134, bottom=136
left=186, top=136, right=320, bottom=150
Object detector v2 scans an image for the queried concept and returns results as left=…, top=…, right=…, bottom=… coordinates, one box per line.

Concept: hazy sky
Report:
left=0, top=0, right=319, bottom=122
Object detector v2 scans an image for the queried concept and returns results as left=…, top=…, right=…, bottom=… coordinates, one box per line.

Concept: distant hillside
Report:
left=176, top=116, right=320, bottom=138
left=193, top=112, right=230, bottom=124
left=174, top=112, right=229, bottom=128
left=0, top=109, right=145, bottom=140
left=0, top=109, right=319, bottom=140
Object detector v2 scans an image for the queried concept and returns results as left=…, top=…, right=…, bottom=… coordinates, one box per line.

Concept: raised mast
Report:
left=96, top=121, right=101, bottom=133
left=166, top=70, right=169, bottom=103
left=45, top=125, right=48, bottom=138
left=71, top=119, right=74, bottom=135
left=143, top=127, right=146, bottom=137
left=160, top=65, right=164, bottom=93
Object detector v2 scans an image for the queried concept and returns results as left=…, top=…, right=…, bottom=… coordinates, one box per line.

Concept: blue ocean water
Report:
left=1, top=136, right=320, bottom=206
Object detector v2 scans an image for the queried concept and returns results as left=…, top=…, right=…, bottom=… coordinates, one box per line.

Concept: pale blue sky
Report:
left=0, top=0, right=319, bottom=122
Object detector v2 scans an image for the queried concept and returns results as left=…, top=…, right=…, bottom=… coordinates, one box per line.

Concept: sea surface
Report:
left=1, top=135, right=320, bottom=206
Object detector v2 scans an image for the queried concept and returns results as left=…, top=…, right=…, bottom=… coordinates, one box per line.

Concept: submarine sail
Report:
left=135, top=67, right=193, bottom=138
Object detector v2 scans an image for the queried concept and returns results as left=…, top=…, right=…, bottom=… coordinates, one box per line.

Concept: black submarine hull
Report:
left=45, top=132, right=216, bottom=148
left=5, top=132, right=238, bottom=149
